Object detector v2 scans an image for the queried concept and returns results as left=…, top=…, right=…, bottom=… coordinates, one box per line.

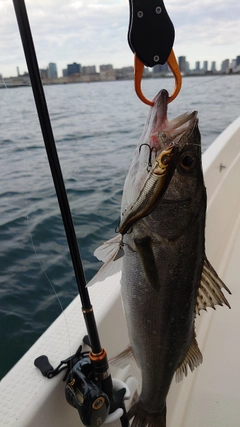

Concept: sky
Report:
left=1, top=0, right=240, bottom=78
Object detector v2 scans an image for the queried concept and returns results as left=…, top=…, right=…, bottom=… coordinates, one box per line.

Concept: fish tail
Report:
left=128, top=401, right=166, bottom=427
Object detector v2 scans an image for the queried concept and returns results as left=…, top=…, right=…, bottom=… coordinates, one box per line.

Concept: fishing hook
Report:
left=139, top=143, right=157, bottom=171
left=117, top=214, right=133, bottom=234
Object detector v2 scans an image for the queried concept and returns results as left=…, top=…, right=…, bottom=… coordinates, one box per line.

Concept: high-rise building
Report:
left=195, top=61, right=200, bottom=71
left=48, top=63, right=58, bottom=79
left=153, top=63, right=169, bottom=73
left=178, top=56, right=186, bottom=72
left=221, top=59, right=229, bottom=73
left=236, top=56, right=240, bottom=67
left=67, top=62, right=81, bottom=76
left=211, top=61, right=216, bottom=72
left=203, top=61, right=208, bottom=72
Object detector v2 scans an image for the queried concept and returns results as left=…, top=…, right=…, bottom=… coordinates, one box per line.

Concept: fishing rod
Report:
left=11, top=1, right=126, bottom=425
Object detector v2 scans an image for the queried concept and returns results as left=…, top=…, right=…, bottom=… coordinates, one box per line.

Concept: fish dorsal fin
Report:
left=87, top=234, right=123, bottom=287
left=196, top=257, right=231, bottom=315
left=175, top=333, right=203, bottom=383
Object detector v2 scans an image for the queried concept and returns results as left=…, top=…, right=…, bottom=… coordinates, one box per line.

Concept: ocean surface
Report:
left=0, top=75, right=240, bottom=379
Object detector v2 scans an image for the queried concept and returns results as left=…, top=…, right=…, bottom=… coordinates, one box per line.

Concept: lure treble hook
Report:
left=139, top=143, right=157, bottom=171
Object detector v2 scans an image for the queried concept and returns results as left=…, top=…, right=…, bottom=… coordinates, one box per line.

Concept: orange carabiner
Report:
left=167, top=50, right=182, bottom=103
left=134, top=54, right=154, bottom=107
left=134, top=49, right=182, bottom=106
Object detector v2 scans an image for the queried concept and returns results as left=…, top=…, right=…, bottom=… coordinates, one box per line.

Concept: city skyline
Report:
left=3, top=53, right=240, bottom=80
left=176, top=55, right=240, bottom=73
left=1, top=0, right=240, bottom=78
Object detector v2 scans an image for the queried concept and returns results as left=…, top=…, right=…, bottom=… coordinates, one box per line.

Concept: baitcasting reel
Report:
left=34, top=343, right=128, bottom=427
left=35, top=345, right=110, bottom=427
left=65, top=356, right=110, bottom=427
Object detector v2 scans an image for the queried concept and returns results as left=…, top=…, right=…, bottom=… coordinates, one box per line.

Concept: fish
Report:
left=90, top=89, right=231, bottom=427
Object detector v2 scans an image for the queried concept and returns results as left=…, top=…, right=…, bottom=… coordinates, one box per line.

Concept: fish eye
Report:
left=180, top=151, right=196, bottom=172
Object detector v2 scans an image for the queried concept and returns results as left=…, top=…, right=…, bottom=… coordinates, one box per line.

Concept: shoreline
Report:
left=1, top=72, right=239, bottom=89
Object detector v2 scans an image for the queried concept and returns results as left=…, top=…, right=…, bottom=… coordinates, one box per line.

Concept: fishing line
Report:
left=183, top=73, right=229, bottom=90
left=13, top=2, right=114, bottom=414
left=25, top=214, right=73, bottom=356
left=176, top=73, right=230, bottom=110
left=0, top=74, right=73, bottom=356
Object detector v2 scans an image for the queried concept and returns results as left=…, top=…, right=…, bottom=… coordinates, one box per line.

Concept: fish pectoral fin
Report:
left=109, top=346, right=136, bottom=369
left=87, top=235, right=123, bottom=287
left=175, top=332, right=203, bottom=383
left=196, top=256, right=231, bottom=315
left=134, top=236, right=160, bottom=292
left=94, top=234, right=123, bottom=262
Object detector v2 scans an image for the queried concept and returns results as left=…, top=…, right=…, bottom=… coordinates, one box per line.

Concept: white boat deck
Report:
left=168, top=211, right=240, bottom=427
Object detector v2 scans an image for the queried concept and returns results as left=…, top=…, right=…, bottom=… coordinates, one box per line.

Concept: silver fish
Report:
left=119, top=90, right=231, bottom=427
left=91, top=90, right=231, bottom=427
left=118, top=145, right=178, bottom=235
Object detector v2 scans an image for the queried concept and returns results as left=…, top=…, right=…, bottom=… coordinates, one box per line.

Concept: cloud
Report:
left=1, top=0, right=240, bottom=77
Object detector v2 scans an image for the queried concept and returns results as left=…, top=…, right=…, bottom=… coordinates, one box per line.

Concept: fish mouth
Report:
left=154, top=110, right=198, bottom=151
left=160, top=110, right=198, bottom=148
left=142, top=90, right=198, bottom=152
left=139, top=90, right=169, bottom=147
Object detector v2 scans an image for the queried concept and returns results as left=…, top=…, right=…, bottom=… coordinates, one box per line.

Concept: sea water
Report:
left=0, top=75, right=239, bottom=379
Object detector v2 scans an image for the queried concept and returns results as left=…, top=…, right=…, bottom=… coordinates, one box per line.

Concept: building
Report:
left=211, top=61, right=216, bottom=72
left=153, top=63, right=169, bottom=73
left=178, top=56, right=186, bottom=73
left=100, top=64, right=113, bottom=72
left=39, top=68, right=48, bottom=79
left=67, top=62, right=81, bottom=76
left=230, top=59, right=236, bottom=69
left=82, top=65, right=96, bottom=75
left=195, top=61, right=200, bottom=72
left=236, top=56, right=240, bottom=67
left=48, top=63, right=58, bottom=79
left=221, top=59, right=229, bottom=73
left=115, top=66, right=134, bottom=79
left=100, top=64, right=115, bottom=81
left=203, top=61, right=208, bottom=72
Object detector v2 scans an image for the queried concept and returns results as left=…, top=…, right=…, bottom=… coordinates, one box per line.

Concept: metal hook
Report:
left=151, top=146, right=157, bottom=156
left=134, top=49, right=182, bottom=106
left=139, top=143, right=157, bottom=171
left=139, top=143, right=151, bottom=153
